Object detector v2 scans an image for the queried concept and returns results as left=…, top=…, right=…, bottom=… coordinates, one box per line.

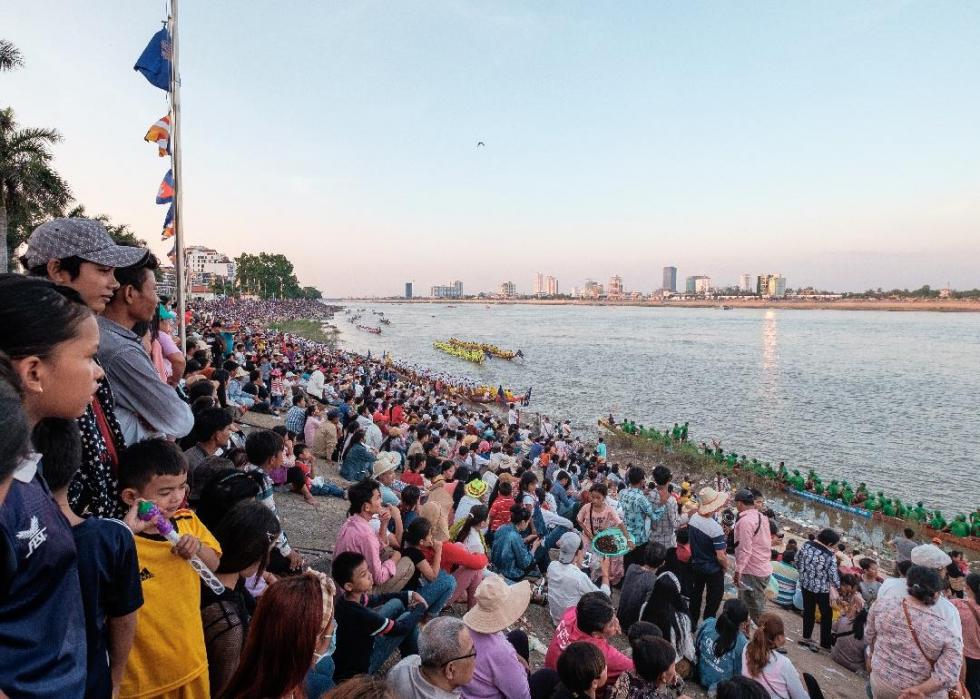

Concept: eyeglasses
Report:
left=442, top=649, right=477, bottom=665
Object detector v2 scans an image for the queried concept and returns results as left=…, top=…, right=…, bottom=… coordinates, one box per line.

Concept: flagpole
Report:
left=169, top=0, right=187, bottom=353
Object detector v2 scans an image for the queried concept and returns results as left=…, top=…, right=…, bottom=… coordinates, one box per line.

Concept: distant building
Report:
left=738, top=274, right=754, bottom=293
left=405, top=282, right=413, bottom=299
left=499, top=281, right=516, bottom=297
left=686, top=275, right=712, bottom=295
left=607, top=275, right=624, bottom=298
left=545, top=275, right=558, bottom=296
left=662, top=266, right=677, bottom=292
left=186, top=245, right=235, bottom=280
left=533, top=272, right=544, bottom=295
left=431, top=280, right=463, bottom=298
left=757, top=274, right=786, bottom=297
left=581, top=279, right=603, bottom=298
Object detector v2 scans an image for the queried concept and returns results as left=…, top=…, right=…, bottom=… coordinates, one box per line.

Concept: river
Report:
left=333, top=302, right=979, bottom=517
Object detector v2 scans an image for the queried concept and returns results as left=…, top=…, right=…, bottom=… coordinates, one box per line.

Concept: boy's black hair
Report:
left=556, top=641, right=606, bottom=693
left=627, top=620, right=663, bottom=643
left=193, top=407, right=233, bottom=444
left=331, top=550, right=366, bottom=588
left=859, top=557, right=877, bottom=571
left=347, top=477, right=381, bottom=516
left=497, top=480, right=513, bottom=496
left=643, top=541, right=668, bottom=569
left=576, top=591, right=615, bottom=634
left=293, top=443, right=310, bottom=459
left=118, top=438, right=188, bottom=492
left=652, top=465, right=672, bottom=486
left=292, top=393, right=305, bottom=406
left=31, top=418, right=82, bottom=492
left=271, top=425, right=296, bottom=441
left=403, top=517, right=431, bottom=546
left=245, top=430, right=285, bottom=466
left=400, top=484, right=421, bottom=509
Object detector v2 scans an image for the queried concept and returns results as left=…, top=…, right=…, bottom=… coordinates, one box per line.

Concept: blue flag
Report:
left=134, top=27, right=172, bottom=91
left=156, top=169, right=174, bottom=204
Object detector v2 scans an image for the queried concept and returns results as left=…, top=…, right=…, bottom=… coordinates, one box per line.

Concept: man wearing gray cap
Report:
left=21, top=217, right=147, bottom=517
left=546, top=531, right=610, bottom=625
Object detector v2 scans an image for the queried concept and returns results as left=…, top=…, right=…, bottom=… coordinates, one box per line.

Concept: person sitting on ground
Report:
left=609, top=633, right=690, bottom=699
left=335, top=478, right=414, bottom=594
left=117, top=439, right=221, bottom=699
left=243, top=429, right=304, bottom=573
left=857, top=557, right=882, bottom=605
left=284, top=393, right=308, bottom=436
left=545, top=592, right=634, bottom=689
left=331, top=551, right=428, bottom=682
left=617, top=542, right=670, bottom=634
left=488, top=480, right=517, bottom=533
left=829, top=601, right=868, bottom=675
left=201, top=500, right=281, bottom=696
left=715, top=676, right=772, bottom=699
left=373, top=451, right=403, bottom=507
left=866, top=565, right=964, bottom=699
left=547, top=531, right=611, bottom=626
left=696, top=598, right=750, bottom=694
left=639, top=573, right=695, bottom=674
left=312, top=409, right=343, bottom=463
left=401, top=518, right=458, bottom=617
left=219, top=571, right=336, bottom=699
left=460, top=575, right=534, bottom=699
left=184, top=407, right=235, bottom=505
left=35, top=418, right=143, bottom=699
left=287, top=442, right=346, bottom=504
left=446, top=505, right=491, bottom=610
left=552, top=642, right=608, bottom=699
left=742, top=613, right=822, bottom=699
left=341, top=428, right=377, bottom=482
left=490, top=504, right=542, bottom=582
left=388, top=616, right=476, bottom=699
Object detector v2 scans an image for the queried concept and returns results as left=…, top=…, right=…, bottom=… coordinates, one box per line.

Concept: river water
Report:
left=334, top=303, right=979, bottom=516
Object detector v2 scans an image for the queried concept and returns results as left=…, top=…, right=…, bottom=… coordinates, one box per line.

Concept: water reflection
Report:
left=760, top=311, right=778, bottom=425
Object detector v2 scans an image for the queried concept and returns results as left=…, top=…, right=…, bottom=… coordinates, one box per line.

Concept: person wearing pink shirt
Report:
left=732, top=489, right=773, bottom=623
left=545, top=592, right=634, bottom=690
left=335, top=478, right=414, bottom=593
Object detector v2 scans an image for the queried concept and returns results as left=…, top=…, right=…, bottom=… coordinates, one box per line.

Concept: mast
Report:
left=169, top=0, right=187, bottom=353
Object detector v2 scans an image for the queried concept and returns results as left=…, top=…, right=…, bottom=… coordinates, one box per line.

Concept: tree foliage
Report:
left=234, top=252, right=320, bottom=299
left=65, top=205, right=147, bottom=247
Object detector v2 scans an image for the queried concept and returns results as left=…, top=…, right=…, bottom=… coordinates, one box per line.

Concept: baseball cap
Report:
left=733, top=488, right=756, bottom=504
left=557, top=531, right=583, bottom=564
left=23, top=218, right=147, bottom=269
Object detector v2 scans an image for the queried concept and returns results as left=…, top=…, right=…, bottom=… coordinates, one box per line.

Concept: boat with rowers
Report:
left=356, top=325, right=382, bottom=334
left=448, top=338, right=524, bottom=360
left=433, top=340, right=484, bottom=363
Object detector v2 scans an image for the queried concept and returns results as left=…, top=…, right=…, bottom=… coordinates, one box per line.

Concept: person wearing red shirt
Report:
left=545, top=592, right=634, bottom=691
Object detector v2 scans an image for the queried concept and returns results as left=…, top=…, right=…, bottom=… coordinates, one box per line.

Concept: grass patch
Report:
left=268, top=319, right=336, bottom=346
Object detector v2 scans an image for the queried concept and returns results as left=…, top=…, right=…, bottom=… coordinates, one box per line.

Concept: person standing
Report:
left=20, top=218, right=145, bottom=517
left=795, top=528, right=841, bottom=652
left=619, top=466, right=662, bottom=573
left=732, top=488, right=773, bottom=623
left=687, top=487, right=730, bottom=626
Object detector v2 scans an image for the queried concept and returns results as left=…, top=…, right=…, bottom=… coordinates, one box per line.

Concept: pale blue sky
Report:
left=5, top=1, right=979, bottom=295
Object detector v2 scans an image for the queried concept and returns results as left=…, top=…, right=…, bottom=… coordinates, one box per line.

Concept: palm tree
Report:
left=0, top=107, right=72, bottom=271
left=0, top=39, right=23, bottom=71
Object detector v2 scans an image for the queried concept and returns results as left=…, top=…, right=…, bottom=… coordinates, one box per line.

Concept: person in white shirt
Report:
left=547, top=532, right=610, bottom=626
left=305, top=367, right=326, bottom=401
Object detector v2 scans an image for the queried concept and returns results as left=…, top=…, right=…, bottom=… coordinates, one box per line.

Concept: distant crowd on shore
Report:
left=0, top=217, right=977, bottom=699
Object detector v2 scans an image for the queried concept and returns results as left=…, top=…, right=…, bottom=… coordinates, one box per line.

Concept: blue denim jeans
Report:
left=368, top=598, right=422, bottom=674
left=418, top=570, right=457, bottom=617
left=305, top=655, right=334, bottom=697
left=311, top=481, right=345, bottom=498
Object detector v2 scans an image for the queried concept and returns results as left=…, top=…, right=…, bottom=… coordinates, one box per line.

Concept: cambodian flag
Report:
left=156, top=169, right=174, bottom=204
left=161, top=204, right=174, bottom=240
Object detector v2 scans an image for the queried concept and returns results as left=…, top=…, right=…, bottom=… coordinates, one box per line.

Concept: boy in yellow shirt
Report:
left=118, top=438, right=221, bottom=698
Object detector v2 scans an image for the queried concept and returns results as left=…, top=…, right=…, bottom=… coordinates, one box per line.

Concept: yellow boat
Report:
left=448, top=338, right=522, bottom=360
left=433, top=341, right=484, bottom=364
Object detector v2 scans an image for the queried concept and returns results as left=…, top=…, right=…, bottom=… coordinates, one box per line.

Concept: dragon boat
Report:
left=448, top=338, right=524, bottom=360
left=433, top=340, right=484, bottom=364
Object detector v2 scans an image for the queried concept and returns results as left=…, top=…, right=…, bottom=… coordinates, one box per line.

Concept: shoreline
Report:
left=333, top=297, right=980, bottom=313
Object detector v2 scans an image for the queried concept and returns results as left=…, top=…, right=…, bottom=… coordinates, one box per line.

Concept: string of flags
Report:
left=134, top=25, right=176, bottom=240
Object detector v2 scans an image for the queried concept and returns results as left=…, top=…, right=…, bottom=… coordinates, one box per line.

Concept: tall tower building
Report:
left=608, top=275, right=623, bottom=298
left=738, top=274, right=753, bottom=293
left=533, top=272, right=544, bottom=296
left=404, top=282, right=413, bottom=299
left=545, top=275, right=558, bottom=296
left=662, top=266, right=677, bottom=292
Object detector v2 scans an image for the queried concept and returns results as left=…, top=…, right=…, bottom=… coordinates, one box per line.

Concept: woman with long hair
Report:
left=696, top=598, right=750, bottom=692
left=203, top=500, right=282, bottom=695
left=867, top=565, right=963, bottom=699
left=742, top=613, right=821, bottom=699
left=219, top=571, right=336, bottom=699
left=447, top=505, right=491, bottom=609
left=640, top=574, right=695, bottom=671
left=341, top=429, right=375, bottom=482
left=0, top=275, right=104, bottom=697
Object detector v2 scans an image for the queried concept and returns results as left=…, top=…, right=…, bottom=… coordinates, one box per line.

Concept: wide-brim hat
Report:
left=463, top=575, right=531, bottom=634
left=464, top=479, right=488, bottom=500
left=697, top=486, right=729, bottom=515
left=232, top=367, right=249, bottom=379
left=372, top=451, right=400, bottom=477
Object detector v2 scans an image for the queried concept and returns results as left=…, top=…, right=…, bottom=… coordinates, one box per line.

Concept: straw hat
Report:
left=372, top=452, right=399, bottom=478
left=697, top=487, right=729, bottom=516
left=463, top=575, right=531, bottom=634
left=464, top=479, right=488, bottom=500
left=232, top=367, right=249, bottom=379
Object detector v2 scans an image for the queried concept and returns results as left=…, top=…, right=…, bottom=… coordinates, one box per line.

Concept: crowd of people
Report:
left=0, top=217, right=976, bottom=699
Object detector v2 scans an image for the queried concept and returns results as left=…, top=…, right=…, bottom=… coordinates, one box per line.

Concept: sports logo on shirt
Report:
left=16, top=516, right=47, bottom=558
left=139, top=567, right=155, bottom=582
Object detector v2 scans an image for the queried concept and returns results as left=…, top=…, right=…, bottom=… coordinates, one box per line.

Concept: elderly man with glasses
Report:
left=389, top=617, right=477, bottom=698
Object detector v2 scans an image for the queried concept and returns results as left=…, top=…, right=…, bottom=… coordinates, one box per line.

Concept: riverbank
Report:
left=341, top=297, right=980, bottom=312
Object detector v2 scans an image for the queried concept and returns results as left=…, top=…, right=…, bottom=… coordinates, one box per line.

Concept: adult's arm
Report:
left=492, top=645, right=533, bottom=699
left=112, top=346, right=194, bottom=438
left=107, top=612, right=138, bottom=692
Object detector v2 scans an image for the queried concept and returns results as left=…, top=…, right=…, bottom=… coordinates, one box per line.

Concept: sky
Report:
left=4, top=1, right=979, bottom=296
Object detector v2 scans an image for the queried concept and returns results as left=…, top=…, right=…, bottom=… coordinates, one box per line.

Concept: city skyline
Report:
left=6, top=2, right=979, bottom=296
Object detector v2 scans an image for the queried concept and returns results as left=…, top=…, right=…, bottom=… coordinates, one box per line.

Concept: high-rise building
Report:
left=685, top=275, right=712, bottom=295
left=757, top=274, right=786, bottom=297
left=533, top=272, right=544, bottom=295
left=662, top=266, right=677, bottom=292
left=545, top=275, right=558, bottom=296
left=738, top=274, right=753, bottom=293
left=607, top=275, right=623, bottom=298
left=499, top=281, right=516, bottom=297
left=430, top=280, right=463, bottom=298
left=582, top=279, right=603, bottom=298
left=405, top=282, right=413, bottom=299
